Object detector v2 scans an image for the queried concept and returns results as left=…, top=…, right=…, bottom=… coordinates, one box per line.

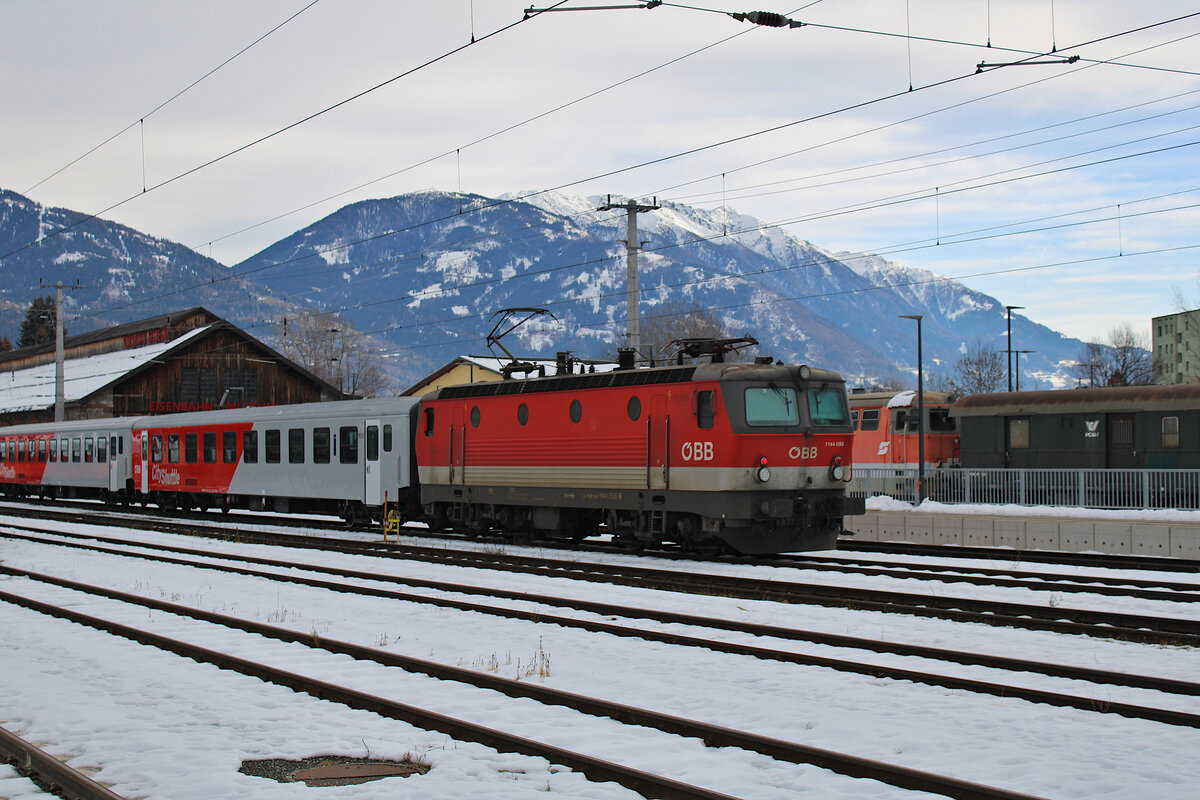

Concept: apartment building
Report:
left=1153, top=308, right=1200, bottom=385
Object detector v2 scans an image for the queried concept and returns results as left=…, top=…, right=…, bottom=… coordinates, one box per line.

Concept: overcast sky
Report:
left=5, top=0, right=1200, bottom=343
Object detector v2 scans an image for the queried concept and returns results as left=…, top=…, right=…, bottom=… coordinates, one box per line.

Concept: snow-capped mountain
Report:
left=0, top=186, right=1088, bottom=391
left=232, top=189, right=1086, bottom=389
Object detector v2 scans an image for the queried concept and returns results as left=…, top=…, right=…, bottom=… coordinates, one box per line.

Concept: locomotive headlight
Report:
left=830, top=456, right=845, bottom=482
left=755, top=456, right=771, bottom=482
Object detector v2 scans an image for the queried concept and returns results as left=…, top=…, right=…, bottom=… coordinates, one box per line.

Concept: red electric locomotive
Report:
left=416, top=349, right=862, bottom=554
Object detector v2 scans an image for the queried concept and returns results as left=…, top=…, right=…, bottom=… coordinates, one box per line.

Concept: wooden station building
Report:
left=0, top=307, right=343, bottom=426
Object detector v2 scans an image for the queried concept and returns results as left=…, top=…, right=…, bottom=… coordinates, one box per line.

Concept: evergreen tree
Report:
left=18, top=296, right=61, bottom=348
left=0, top=336, right=11, bottom=352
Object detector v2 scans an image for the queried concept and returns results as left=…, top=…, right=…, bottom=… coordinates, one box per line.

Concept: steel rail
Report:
left=0, top=725, right=126, bottom=800
left=5, top=534, right=1200, bottom=715
left=0, top=588, right=1053, bottom=800
left=7, top=526, right=1200, bottom=696
left=8, top=565, right=1200, bottom=732
left=5, top=507, right=1196, bottom=644
left=0, top=589, right=740, bottom=800
left=838, top=538, right=1200, bottom=573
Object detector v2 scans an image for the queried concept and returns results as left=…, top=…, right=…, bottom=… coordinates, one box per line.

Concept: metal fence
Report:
left=850, top=466, right=1200, bottom=511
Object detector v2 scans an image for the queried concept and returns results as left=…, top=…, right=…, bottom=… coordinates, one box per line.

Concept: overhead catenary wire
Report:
left=21, top=0, right=324, bottom=196
left=0, top=0, right=574, bottom=266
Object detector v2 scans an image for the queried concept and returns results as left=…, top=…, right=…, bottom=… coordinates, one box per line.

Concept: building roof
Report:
left=0, top=325, right=212, bottom=413
left=951, top=384, right=1200, bottom=416
left=0, top=306, right=217, bottom=367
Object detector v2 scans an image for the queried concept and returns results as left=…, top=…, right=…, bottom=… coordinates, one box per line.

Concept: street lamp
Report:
left=1005, top=305, right=1023, bottom=393
left=899, top=314, right=925, bottom=504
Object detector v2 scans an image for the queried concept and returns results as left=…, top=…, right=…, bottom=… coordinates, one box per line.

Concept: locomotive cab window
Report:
left=744, top=386, right=799, bottom=427
left=929, top=409, right=956, bottom=432
left=850, top=409, right=859, bottom=429
left=696, top=391, right=714, bottom=430
left=808, top=386, right=850, bottom=427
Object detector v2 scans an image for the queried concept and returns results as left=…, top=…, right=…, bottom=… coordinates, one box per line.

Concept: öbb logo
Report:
left=681, top=441, right=714, bottom=461
left=789, top=446, right=819, bottom=460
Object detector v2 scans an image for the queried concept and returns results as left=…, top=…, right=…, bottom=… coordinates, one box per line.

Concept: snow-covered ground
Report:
left=2, top=514, right=1198, bottom=799
left=864, top=494, right=1200, bottom=524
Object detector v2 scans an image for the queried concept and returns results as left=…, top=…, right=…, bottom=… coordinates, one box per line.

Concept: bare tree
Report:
left=1073, top=322, right=1153, bottom=387
left=942, top=340, right=1005, bottom=395
left=276, top=309, right=390, bottom=398
left=612, top=300, right=756, bottom=362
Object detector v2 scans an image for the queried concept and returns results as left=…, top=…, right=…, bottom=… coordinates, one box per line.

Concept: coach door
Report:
left=365, top=420, right=382, bottom=506
left=1107, top=414, right=1138, bottom=468
left=108, top=433, right=120, bottom=492
left=139, top=432, right=149, bottom=494
left=648, top=395, right=669, bottom=490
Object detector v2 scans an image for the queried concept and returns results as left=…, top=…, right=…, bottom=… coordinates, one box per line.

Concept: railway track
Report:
left=0, top=725, right=125, bottom=800
left=5, top=527, right=1200, bottom=729
left=3, top=508, right=1199, bottom=645
left=1, top=575, right=1056, bottom=800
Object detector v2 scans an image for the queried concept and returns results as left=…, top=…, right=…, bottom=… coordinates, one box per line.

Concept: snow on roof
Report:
left=0, top=325, right=211, bottom=413
left=887, top=390, right=917, bottom=408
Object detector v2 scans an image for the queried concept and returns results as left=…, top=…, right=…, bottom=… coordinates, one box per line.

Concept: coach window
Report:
left=223, top=431, right=237, bottom=464
left=265, top=430, right=281, bottom=464
left=627, top=396, right=641, bottom=422
left=97, top=437, right=107, bottom=463
left=1163, top=416, right=1180, bottom=448
left=110, top=436, right=118, bottom=460
left=383, top=424, right=393, bottom=452
left=152, top=435, right=163, bottom=463
left=470, top=406, right=480, bottom=428
left=167, top=434, right=180, bottom=463
left=17, top=441, right=25, bottom=463
left=288, top=428, right=305, bottom=464
left=696, top=391, right=714, bottom=429
left=72, top=438, right=82, bottom=462
left=1008, top=417, right=1031, bottom=450
left=203, top=432, right=217, bottom=464
left=243, top=430, right=258, bottom=464
left=0, top=441, right=5, bottom=462
left=313, top=428, right=331, bottom=463
left=367, top=425, right=379, bottom=461
left=85, top=437, right=95, bottom=463
left=860, top=409, right=880, bottom=431
left=60, top=438, right=68, bottom=461
left=339, top=427, right=358, bottom=463
left=185, top=433, right=198, bottom=464
left=518, top=404, right=529, bottom=426
left=38, top=439, right=47, bottom=462
left=570, top=399, right=582, bottom=424
left=47, top=439, right=56, bottom=462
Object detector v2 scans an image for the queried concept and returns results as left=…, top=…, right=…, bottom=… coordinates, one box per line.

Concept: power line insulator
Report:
left=730, top=11, right=801, bottom=28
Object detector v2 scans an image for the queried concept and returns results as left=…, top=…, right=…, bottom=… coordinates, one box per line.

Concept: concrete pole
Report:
left=54, top=282, right=64, bottom=422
